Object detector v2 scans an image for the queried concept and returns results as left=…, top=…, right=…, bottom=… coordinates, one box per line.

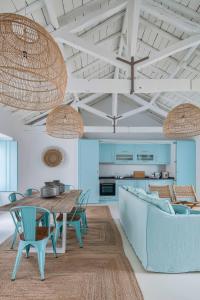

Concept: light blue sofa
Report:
left=119, top=186, right=200, bottom=273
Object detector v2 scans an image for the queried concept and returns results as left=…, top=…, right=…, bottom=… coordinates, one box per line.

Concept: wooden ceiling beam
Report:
left=150, top=46, right=198, bottom=104
left=127, top=0, right=141, bottom=57
left=17, top=1, right=43, bottom=15
left=157, top=0, right=200, bottom=24
left=123, top=94, right=167, bottom=117
left=84, top=126, right=163, bottom=133
left=112, top=10, right=127, bottom=118
left=141, top=0, right=200, bottom=33
left=67, top=78, right=197, bottom=94
left=136, top=34, right=200, bottom=70
left=56, top=0, right=126, bottom=34
left=56, top=34, right=129, bottom=72
left=43, top=0, right=59, bottom=29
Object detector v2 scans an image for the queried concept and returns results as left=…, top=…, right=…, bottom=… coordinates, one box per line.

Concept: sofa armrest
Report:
left=146, top=206, right=200, bottom=273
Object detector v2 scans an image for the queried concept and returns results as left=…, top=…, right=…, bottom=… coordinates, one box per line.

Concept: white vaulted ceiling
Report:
left=1, top=0, right=200, bottom=132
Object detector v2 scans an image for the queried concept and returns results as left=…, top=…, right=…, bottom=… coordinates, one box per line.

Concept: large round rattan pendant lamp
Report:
left=163, top=103, right=200, bottom=138
left=46, top=105, right=84, bottom=139
left=0, top=13, right=67, bottom=111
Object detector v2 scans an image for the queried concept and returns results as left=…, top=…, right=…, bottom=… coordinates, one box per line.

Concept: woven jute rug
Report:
left=0, top=206, right=143, bottom=300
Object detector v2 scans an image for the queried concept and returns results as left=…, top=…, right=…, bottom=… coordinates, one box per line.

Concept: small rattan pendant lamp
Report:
left=46, top=105, right=84, bottom=139
left=163, top=103, right=200, bottom=138
left=0, top=13, right=67, bottom=111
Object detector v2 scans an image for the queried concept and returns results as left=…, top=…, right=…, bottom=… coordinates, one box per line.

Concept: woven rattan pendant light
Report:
left=46, top=105, right=84, bottom=139
left=163, top=103, right=200, bottom=138
left=0, top=13, right=67, bottom=111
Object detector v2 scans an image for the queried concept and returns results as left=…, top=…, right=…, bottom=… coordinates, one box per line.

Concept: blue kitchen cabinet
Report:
left=135, top=144, right=157, bottom=164
left=78, top=139, right=99, bottom=203
left=115, top=144, right=134, bottom=164
left=99, top=143, right=115, bottom=163
left=176, top=140, right=196, bottom=186
left=156, top=144, right=171, bottom=164
left=134, top=144, right=171, bottom=164
left=133, top=180, right=147, bottom=190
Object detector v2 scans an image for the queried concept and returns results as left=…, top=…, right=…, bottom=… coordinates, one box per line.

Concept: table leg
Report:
left=26, top=212, right=67, bottom=254
left=61, top=212, right=67, bottom=253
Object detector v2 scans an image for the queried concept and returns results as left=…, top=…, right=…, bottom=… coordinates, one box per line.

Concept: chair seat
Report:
left=56, top=213, right=81, bottom=222
left=20, top=226, right=54, bottom=241
left=71, top=207, right=86, bottom=213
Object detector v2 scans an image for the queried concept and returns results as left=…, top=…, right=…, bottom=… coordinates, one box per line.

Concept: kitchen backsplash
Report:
left=99, top=164, right=165, bottom=177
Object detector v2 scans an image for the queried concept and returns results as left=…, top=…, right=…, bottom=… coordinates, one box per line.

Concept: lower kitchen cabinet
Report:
left=78, top=139, right=99, bottom=203
left=133, top=180, right=147, bottom=190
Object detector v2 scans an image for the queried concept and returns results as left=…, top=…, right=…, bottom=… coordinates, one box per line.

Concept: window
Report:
left=0, top=140, right=17, bottom=191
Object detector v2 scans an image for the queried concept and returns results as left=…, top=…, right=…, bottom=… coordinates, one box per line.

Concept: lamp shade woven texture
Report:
left=46, top=105, right=84, bottom=139
left=163, top=103, right=200, bottom=138
left=0, top=13, right=67, bottom=111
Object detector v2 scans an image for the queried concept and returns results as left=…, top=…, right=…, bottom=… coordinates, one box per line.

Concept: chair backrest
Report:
left=25, top=188, right=39, bottom=196
left=8, top=192, right=24, bottom=203
left=70, top=190, right=89, bottom=221
left=173, top=185, right=198, bottom=202
left=10, top=206, right=50, bottom=241
left=79, top=190, right=90, bottom=209
left=149, top=185, right=174, bottom=201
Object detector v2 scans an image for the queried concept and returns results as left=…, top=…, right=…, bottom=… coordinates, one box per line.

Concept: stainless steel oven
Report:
left=100, top=179, right=116, bottom=196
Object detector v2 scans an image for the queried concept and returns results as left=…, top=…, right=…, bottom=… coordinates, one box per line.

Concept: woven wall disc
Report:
left=163, top=103, right=200, bottom=138
left=0, top=13, right=67, bottom=111
left=46, top=104, right=84, bottom=139
left=43, top=148, right=63, bottom=167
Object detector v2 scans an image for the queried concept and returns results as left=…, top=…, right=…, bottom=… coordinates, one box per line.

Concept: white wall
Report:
left=0, top=108, right=78, bottom=204
left=17, top=129, right=78, bottom=192
left=99, top=164, right=161, bottom=177
left=0, top=108, right=19, bottom=139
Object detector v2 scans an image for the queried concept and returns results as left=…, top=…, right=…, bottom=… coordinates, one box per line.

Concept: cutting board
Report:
left=133, top=171, right=145, bottom=178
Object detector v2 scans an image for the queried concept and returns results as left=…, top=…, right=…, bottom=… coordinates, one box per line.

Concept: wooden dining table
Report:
left=0, top=190, right=81, bottom=253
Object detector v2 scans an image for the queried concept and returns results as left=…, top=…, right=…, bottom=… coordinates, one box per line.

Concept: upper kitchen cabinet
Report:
left=176, top=140, right=196, bottom=186
left=136, top=144, right=171, bottom=165
left=156, top=144, right=171, bottom=165
left=135, top=144, right=156, bottom=164
left=114, top=144, right=134, bottom=164
left=135, top=144, right=171, bottom=165
left=99, top=142, right=171, bottom=165
left=78, top=139, right=99, bottom=203
left=99, top=143, right=115, bottom=163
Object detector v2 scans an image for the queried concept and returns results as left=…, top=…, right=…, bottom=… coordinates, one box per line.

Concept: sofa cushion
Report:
left=172, top=204, right=190, bottom=215
left=125, top=186, right=175, bottom=215
left=144, top=193, right=175, bottom=215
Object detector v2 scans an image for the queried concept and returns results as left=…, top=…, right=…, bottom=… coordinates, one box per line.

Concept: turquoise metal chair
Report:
left=64, top=184, right=74, bottom=191
left=55, top=193, right=85, bottom=247
left=8, top=192, right=24, bottom=249
left=10, top=206, right=57, bottom=281
left=25, top=188, right=40, bottom=197
left=9, top=192, right=24, bottom=203
left=70, top=190, right=90, bottom=234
